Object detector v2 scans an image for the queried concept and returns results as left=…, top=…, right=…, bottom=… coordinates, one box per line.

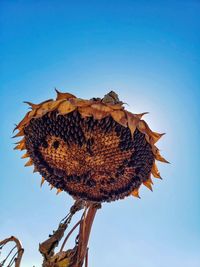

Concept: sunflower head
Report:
left=14, top=90, right=168, bottom=202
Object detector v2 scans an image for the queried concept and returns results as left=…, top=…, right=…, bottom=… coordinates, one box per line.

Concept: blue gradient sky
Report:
left=1, top=1, right=200, bottom=266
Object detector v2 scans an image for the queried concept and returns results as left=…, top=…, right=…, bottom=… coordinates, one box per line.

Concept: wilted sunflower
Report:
left=14, top=90, right=168, bottom=202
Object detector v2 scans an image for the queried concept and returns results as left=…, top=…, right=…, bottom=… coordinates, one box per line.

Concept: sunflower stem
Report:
left=74, top=202, right=101, bottom=267
left=39, top=200, right=101, bottom=267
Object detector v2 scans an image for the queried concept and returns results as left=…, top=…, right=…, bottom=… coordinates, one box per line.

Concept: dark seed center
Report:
left=53, top=140, right=60, bottom=149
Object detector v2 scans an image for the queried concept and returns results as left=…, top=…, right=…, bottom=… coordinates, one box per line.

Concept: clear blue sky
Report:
left=1, top=1, right=200, bottom=266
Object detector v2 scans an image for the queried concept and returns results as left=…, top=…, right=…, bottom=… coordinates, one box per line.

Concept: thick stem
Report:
left=38, top=201, right=101, bottom=267
left=75, top=203, right=101, bottom=267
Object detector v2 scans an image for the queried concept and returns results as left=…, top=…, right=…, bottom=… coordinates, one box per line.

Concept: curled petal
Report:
left=155, top=150, right=169, bottom=163
left=40, top=177, right=45, bottom=187
left=143, top=178, right=153, bottom=191
left=27, top=109, right=38, bottom=118
left=131, top=188, right=141, bottom=198
left=21, top=152, right=29, bottom=159
left=78, top=106, right=94, bottom=118
left=56, top=189, right=62, bottom=195
left=135, top=112, right=149, bottom=119
left=138, top=120, right=165, bottom=144
left=15, top=137, right=25, bottom=144
left=24, top=101, right=38, bottom=109
left=126, top=111, right=140, bottom=137
left=91, top=103, right=113, bottom=112
left=24, top=99, right=53, bottom=109
left=25, top=158, right=33, bottom=167
left=14, top=141, right=26, bottom=150
left=14, top=112, right=31, bottom=131
left=13, top=130, right=24, bottom=138
left=48, top=100, right=65, bottom=111
left=33, top=167, right=38, bottom=173
left=107, top=103, right=124, bottom=110
left=152, top=145, right=169, bottom=163
left=50, top=184, right=54, bottom=190
left=111, top=110, right=127, bottom=127
left=151, top=161, right=161, bottom=178
left=57, top=101, right=76, bottom=115
left=70, top=98, right=92, bottom=107
left=35, top=101, right=54, bottom=117
left=55, top=89, right=76, bottom=100
left=93, top=111, right=109, bottom=120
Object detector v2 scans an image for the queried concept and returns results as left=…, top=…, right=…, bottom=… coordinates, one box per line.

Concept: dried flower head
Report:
left=14, top=90, right=168, bottom=202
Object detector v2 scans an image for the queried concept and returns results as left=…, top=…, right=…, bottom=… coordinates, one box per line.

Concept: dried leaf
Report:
left=50, top=253, right=71, bottom=267
left=102, top=91, right=120, bottom=104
